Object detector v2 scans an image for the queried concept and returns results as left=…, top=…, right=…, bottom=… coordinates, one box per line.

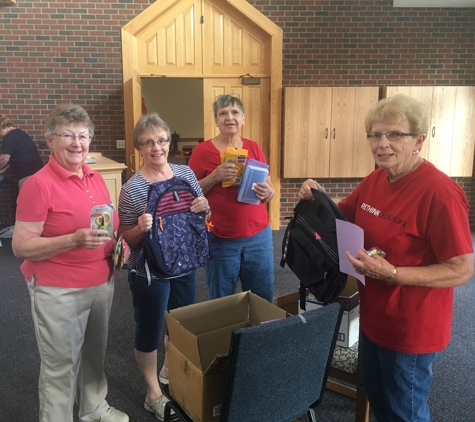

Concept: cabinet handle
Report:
left=333, top=128, right=336, bottom=139
left=325, top=128, right=328, bottom=139
left=432, top=126, right=435, bottom=137
left=130, top=154, right=136, bottom=173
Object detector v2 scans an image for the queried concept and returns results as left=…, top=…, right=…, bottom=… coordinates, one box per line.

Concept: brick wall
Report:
left=0, top=0, right=474, bottom=230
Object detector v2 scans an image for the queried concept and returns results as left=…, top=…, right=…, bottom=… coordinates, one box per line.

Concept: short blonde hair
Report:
left=365, top=94, right=429, bottom=135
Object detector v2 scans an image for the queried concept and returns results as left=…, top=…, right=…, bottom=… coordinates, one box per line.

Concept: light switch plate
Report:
left=116, top=139, right=125, bottom=149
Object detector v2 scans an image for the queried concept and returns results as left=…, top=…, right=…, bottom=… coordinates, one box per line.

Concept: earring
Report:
left=412, top=150, right=419, bottom=155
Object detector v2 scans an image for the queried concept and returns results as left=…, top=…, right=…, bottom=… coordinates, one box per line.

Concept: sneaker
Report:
left=87, top=407, right=129, bottom=422
left=145, top=395, right=174, bottom=421
left=159, top=370, right=169, bottom=385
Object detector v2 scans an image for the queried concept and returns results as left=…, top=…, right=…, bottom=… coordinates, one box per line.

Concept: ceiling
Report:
left=394, top=0, right=475, bottom=6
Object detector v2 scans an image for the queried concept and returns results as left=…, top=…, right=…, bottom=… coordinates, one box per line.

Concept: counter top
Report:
left=87, top=152, right=127, bottom=172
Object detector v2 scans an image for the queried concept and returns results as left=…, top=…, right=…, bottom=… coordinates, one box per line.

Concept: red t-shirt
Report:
left=16, top=153, right=118, bottom=288
left=339, top=160, right=473, bottom=354
left=188, top=138, right=269, bottom=238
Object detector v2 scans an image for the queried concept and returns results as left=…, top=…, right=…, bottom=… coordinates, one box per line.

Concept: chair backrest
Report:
left=219, top=302, right=343, bottom=422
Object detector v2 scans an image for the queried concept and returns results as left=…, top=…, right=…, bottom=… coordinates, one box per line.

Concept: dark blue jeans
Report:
left=128, top=271, right=196, bottom=352
left=360, top=330, right=437, bottom=422
left=204, top=225, right=274, bottom=302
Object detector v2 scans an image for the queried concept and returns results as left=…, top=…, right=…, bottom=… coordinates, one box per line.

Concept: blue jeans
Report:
left=128, top=271, right=196, bottom=352
left=360, top=330, right=437, bottom=422
left=205, top=225, right=274, bottom=302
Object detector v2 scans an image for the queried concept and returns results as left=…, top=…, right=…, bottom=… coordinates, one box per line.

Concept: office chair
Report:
left=164, top=302, right=343, bottom=422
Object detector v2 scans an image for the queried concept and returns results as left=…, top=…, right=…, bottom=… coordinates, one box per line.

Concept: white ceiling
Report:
left=394, top=0, right=475, bottom=7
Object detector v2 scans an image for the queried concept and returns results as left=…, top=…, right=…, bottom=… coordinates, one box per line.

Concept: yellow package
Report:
left=221, top=147, right=248, bottom=187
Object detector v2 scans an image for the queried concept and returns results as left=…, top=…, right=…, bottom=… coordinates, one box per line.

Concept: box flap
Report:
left=198, top=322, right=248, bottom=371
left=248, top=291, right=288, bottom=323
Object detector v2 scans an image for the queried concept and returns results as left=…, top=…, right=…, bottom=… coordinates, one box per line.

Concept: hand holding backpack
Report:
left=133, top=176, right=211, bottom=283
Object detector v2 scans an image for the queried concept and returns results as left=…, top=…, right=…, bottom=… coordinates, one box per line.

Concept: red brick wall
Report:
left=0, top=0, right=474, bottom=231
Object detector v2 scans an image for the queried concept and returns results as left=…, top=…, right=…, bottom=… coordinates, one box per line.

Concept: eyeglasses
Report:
left=140, top=139, right=170, bottom=148
left=52, top=133, right=92, bottom=144
left=367, top=131, right=413, bottom=142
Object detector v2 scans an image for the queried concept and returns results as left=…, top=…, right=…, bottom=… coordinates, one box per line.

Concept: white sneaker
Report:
left=88, top=407, right=129, bottom=422
left=159, top=370, right=169, bottom=385
left=145, top=395, right=174, bottom=421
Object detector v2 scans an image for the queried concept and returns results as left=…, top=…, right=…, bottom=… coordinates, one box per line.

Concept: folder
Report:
left=237, top=159, right=269, bottom=205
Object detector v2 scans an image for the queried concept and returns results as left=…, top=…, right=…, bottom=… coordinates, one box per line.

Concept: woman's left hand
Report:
left=346, top=249, right=395, bottom=282
left=190, top=196, right=209, bottom=214
left=254, top=181, right=275, bottom=203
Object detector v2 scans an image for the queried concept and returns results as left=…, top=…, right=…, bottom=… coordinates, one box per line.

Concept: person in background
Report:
left=188, top=94, right=275, bottom=301
left=12, top=104, right=128, bottom=422
left=0, top=114, right=44, bottom=189
left=299, top=93, right=473, bottom=422
left=118, top=113, right=209, bottom=422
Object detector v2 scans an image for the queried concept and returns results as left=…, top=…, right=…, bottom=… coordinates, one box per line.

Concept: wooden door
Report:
left=351, top=87, right=378, bottom=176
left=383, top=86, right=434, bottom=160
left=283, top=87, right=332, bottom=178
left=451, top=86, right=475, bottom=177
left=203, top=78, right=270, bottom=159
left=329, top=88, right=356, bottom=177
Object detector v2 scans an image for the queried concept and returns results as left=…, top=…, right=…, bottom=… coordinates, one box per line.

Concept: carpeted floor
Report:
left=1, top=232, right=474, bottom=421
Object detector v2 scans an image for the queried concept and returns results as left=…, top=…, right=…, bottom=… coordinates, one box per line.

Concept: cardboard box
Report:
left=274, top=278, right=360, bottom=348
left=165, top=291, right=289, bottom=422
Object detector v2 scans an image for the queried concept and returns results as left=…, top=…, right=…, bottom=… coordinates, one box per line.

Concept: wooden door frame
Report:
left=121, top=0, right=282, bottom=229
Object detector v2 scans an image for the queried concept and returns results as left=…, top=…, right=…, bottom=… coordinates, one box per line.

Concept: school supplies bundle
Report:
left=90, top=204, right=114, bottom=237
left=237, top=158, right=269, bottom=205
left=133, top=176, right=211, bottom=282
left=220, top=147, right=248, bottom=187
left=280, top=188, right=348, bottom=305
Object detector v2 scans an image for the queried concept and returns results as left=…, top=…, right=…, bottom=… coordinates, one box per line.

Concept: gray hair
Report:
left=212, top=94, right=245, bottom=119
left=132, top=113, right=171, bottom=149
left=365, top=94, right=429, bottom=136
left=44, top=103, right=95, bottom=138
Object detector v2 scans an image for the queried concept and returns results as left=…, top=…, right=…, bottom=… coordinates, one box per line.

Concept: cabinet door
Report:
left=283, top=87, right=332, bottom=178
left=351, top=87, right=379, bottom=177
left=451, top=86, right=475, bottom=177
left=383, top=86, right=433, bottom=160
left=329, top=87, right=377, bottom=177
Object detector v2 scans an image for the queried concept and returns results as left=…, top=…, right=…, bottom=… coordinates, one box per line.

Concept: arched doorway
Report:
left=121, top=0, right=282, bottom=228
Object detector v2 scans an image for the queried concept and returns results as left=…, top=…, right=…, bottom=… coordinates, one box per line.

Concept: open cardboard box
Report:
left=165, top=291, right=289, bottom=422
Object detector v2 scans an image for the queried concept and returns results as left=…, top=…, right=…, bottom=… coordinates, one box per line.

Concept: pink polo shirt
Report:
left=16, top=153, right=118, bottom=288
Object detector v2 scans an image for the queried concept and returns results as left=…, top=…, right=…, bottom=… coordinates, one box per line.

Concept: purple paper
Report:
left=335, top=219, right=365, bottom=285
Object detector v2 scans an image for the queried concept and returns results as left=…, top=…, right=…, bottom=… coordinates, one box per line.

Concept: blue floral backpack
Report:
left=133, top=176, right=211, bottom=282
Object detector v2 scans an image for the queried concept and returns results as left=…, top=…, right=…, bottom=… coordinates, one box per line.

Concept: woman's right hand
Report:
left=137, top=212, right=153, bottom=233
left=299, top=179, right=319, bottom=200
left=72, top=228, right=112, bottom=249
left=212, top=162, right=238, bottom=184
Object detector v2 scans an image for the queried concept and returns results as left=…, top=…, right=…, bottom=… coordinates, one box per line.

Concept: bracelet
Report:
left=205, top=208, right=211, bottom=215
left=387, top=266, right=397, bottom=285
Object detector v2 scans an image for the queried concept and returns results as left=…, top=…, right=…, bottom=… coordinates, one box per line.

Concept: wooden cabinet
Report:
left=383, top=86, right=475, bottom=177
left=283, top=87, right=378, bottom=178
left=88, top=153, right=127, bottom=211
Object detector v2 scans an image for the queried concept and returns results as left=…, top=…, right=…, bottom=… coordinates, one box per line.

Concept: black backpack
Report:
left=280, top=188, right=348, bottom=305
left=134, top=176, right=211, bottom=281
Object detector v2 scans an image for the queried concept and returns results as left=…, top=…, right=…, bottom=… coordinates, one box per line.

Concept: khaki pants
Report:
left=27, top=276, right=114, bottom=422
